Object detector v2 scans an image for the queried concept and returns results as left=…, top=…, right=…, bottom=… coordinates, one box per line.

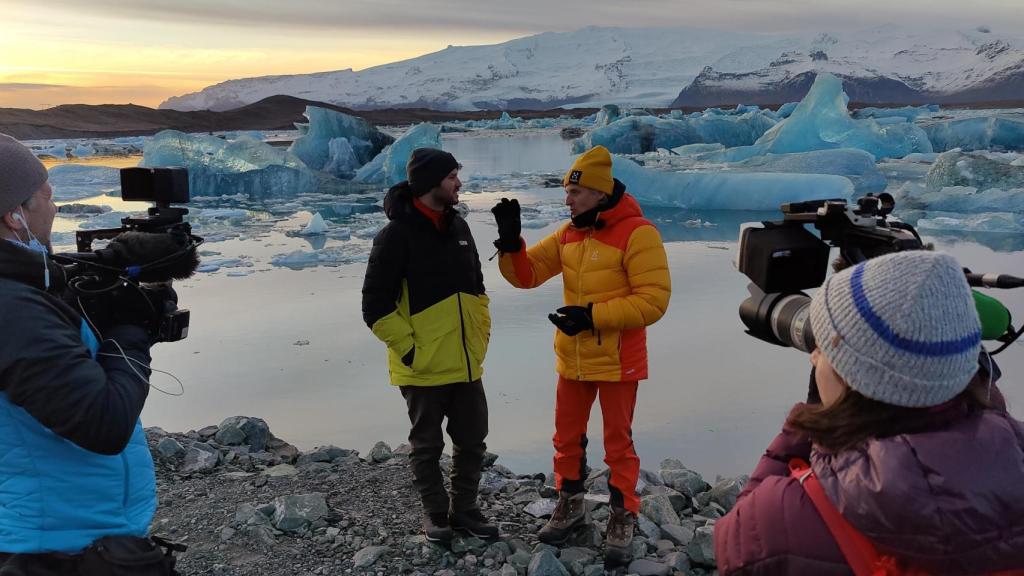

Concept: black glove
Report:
left=491, top=198, right=522, bottom=252
left=401, top=347, right=415, bottom=367
left=548, top=304, right=594, bottom=336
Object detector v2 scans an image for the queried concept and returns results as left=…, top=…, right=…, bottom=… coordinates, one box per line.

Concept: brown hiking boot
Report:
left=604, top=506, right=634, bottom=565
left=538, top=491, right=589, bottom=545
left=422, top=511, right=453, bottom=544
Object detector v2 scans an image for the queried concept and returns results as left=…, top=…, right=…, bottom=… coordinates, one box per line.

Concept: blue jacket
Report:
left=0, top=242, right=156, bottom=553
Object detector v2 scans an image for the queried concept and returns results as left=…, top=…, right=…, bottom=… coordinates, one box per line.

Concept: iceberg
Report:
left=925, top=150, right=1024, bottom=192
left=900, top=185, right=1024, bottom=213
left=752, top=74, right=932, bottom=160
left=595, top=104, right=622, bottom=127
left=573, top=110, right=777, bottom=155
left=852, top=105, right=939, bottom=122
left=323, top=138, right=361, bottom=179
left=916, top=213, right=1024, bottom=234
left=671, top=143, right=725, bottom=156
left=287, top=106, right=393, bottom=173
left=142, top=130, right=317, bottom=199
left=300, top=212, right=329, bottom=235
left=353, top=123, right=443, bottom=186
left=725, top=149, right=887, bottom=195
left=48, top=164, right=122, bottom=201
left=612, top=156, right=854, bottom=211
left=921, top=116, right=1024, bottom=152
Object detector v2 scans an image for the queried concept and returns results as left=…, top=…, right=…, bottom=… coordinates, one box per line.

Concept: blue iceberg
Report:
left=595, top=104, right=622, bottom=127
left=852, top=105, right=939, bottom=122
left=921, top=116, right=1024, bottom=152
left=753, top=74, right=932, bottom=160
left=142, top=130, right=317, bottom=199
left=916, top=213, right=1024, bottom=234
left=353, top=123, right=443, bottom=186
left=573, top=110, right=777, bottom=155
left=288, top=106, right=393, bottom=173
left=925, top=150, right=1024, bottom=193
left=612, top=156, right=854, bottom=211
left=48, top=164, right=122, bottom=201
left=726, top=149, right=887, bottom=195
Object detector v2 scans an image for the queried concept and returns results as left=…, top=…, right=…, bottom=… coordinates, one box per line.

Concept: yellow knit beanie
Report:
left=563, top=145, right=614, bottom=195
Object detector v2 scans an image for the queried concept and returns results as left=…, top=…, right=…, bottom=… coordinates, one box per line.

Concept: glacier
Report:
left=612, top=156, right=854, bottom=211
left=142, top=130, right=317, bottom=199
left=353, top=123, right=443, bottom=186
left=287, top=106, right=393, bottom=174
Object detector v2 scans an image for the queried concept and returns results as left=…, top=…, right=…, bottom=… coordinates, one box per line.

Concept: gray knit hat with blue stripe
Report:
left=809, top=251, right=981, bottom=408
left=0, top=133, right=48, bottom=217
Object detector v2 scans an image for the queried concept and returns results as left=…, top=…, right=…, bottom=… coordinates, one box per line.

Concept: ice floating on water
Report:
left=921, top=116, right=1024, bottom=152
left=726, top=149, right=886, bottom=195
left=196, top=257, right=254, bottom=274
left=852, top=105, right=939, bottom=122
left=595, top=105, right=621, bottom=127
left=142, top=130, right=316, bottom=199
left=288, top=106, right=392, bottom=175
left=916, top=213, right=1024, bottom=234
left=270, top=245, right=369, bottom=269
left=671, top=143, right=725, bottom=156
left=196, top=208, right=249, bottom=220
left=926, top=150, right=1024, bottom=193
left=47, top=164, right=121, bottom=201
left=752, top=74, right=932, bottom=160
left=612, top=156, right=854, bottom=211
left=354, top=123, right=443, bottom=186
left=573, top=110, right=777, bottom=155
left=300, top=212, right=329, bottom=235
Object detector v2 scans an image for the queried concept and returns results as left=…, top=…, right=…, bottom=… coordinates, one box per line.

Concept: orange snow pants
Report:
left=552, top=376, right=640, bottom=514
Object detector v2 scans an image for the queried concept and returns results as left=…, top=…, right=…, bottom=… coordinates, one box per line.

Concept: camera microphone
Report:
left=58, top=231, right=200, bottom=283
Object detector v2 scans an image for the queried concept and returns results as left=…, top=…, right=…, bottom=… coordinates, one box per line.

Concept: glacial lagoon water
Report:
left=51, top=130, right=1024, bottom=481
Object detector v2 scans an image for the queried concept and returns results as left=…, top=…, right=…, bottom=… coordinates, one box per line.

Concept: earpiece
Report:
left=11, top=211, right=26, bottom=226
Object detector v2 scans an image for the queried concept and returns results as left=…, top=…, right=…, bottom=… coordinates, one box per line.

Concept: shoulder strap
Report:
left=789, top=459, right=895, bottom=576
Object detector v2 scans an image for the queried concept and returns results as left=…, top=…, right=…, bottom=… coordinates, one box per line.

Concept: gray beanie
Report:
left=0, top=133, right=48, bottom=216
left=809, top=251, right=981, bottom=408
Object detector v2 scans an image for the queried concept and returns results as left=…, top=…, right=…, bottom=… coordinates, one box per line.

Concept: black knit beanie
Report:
left=407, top=148, right=459, bottom=197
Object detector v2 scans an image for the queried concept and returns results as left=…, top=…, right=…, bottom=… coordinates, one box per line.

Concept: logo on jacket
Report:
left=568, top=170, right=582, bottom=184
left=459, top=240, right=468, bottom=246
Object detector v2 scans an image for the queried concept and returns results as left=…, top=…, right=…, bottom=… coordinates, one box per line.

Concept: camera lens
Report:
left=739, top=291, right=816, bottom=353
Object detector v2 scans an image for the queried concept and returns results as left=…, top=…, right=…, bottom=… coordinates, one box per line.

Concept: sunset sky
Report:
left=2, top=0, right=1021, bottom=110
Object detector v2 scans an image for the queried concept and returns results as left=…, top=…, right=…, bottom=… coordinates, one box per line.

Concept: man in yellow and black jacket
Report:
left=361, top=148, right=495, bottom=544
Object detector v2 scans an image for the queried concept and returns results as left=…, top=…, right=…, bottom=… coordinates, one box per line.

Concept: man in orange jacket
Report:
left=490, top=145, right=671, bottom=564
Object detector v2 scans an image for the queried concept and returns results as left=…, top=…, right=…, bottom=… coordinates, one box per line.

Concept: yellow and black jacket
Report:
left=362, top=182, right=490, bottom=386
left=498, top=181, right=670, bottom=382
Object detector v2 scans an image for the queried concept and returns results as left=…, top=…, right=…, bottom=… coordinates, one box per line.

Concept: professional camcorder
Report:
left=735, top=193, right=1022, bottom=354
left=52, top=167, right=202, bottom=343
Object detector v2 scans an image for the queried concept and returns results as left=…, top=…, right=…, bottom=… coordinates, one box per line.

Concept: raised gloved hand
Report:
left=490, top=198, right=522, bottom=252
left=548, top=304, right=593, bottom=336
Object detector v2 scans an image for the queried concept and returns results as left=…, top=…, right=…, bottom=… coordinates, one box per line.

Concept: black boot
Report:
left=450, top=508, right=499, bottom=540
left=422, top=511, right=454, bottom=543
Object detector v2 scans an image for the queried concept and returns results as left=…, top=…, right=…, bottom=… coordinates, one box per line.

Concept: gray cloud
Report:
left=0, top=83, right=71, bottom=91
left=11, top=0, right=1024, bottom=35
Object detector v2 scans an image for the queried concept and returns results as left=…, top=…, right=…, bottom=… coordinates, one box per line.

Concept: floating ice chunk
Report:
left=71, top=143, right=95, bottom=158
left=270, top=245, right=368, bottom=269
left=775, top=102, right=799, bottom=119
left=595, top=104, right=622, bottom=127
left=288, top=106, right=392, bottom=172
left=916, top=212, right=1024, bottom=233
left=226, top=270, right=254, bottom=277
left=921, top=116, right=1024, bottom=152
left=142, top=130, right=316, bottom=198
left=573, top=111, right=776, bottom=155
left=671, top=143, right=725, bottom=156
left=31, top=142, right=67, bottom=159
left=852, top=105, right=938, bottom=122
left=197, top=208, right=249, bottom=220
left=925, top=150, right=1024, bottom=192
left=612, top=156, right=854, bottom=211
left=48, top=164, right=121, bottom=201
left=900, top=185, right=1024, bottom=213
left=196, top=257, right=252, bottom=273
left=353, top=123, right=443, bottom=186
left=321, top=138, right=361, bottom=179
left=753, top=74, right=932, bottom=160
left=726, top=149, right=887, bottom=195
left=901, top=153, right=940, bottom=163
left=300, top=212, right=329, bottom=235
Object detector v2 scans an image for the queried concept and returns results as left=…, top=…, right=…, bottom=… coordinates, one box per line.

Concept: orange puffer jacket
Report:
left=499, top=190, right=671, bottom=381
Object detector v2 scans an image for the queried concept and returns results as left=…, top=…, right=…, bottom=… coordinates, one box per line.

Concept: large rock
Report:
left=660, top=468, right=709, bottom=498
left=298, top=445, right=358, bottom=465
left=709, top=476, right=747, bottom=512
left=661, top=522, right=695, bottom=547
left=181, top=443, right=219, bottom=474
left=528, top=549, right=570, bottom=576
left=366, top=441, right=393, bottom=463
left=524, top=499, right=558, bottom=518
left=155, top=437, right=184, bottom=459
left=217, top=416, right=270, bottom=451
left=640, top=494, right=681, bottom=527
left=271, top=493, right=329, bottom=532
left=686, top=525, right=716, bottom=567
left=637, top=514, right=662, bottom=541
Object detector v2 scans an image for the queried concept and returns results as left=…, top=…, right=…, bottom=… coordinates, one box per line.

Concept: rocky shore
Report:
left=148, top=417, right=742, bottom=576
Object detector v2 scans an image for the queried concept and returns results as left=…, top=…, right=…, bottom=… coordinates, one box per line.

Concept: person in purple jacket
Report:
left=714, top=250, right=1024, bottom=575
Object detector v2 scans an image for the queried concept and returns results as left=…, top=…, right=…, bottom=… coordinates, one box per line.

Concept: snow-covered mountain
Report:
left=161, top=26, right=1024, bottom=112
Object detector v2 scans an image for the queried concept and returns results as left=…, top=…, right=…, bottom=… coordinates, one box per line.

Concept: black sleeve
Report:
left=361, top=222, right=409, bottom=327
left=0, top=292, right=152, bottom=455
left=470, top=230, right=486, bottom=294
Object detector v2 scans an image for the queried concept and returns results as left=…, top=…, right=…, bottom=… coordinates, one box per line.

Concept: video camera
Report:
left=52, top=167, right=202, bottom=343
left=735, top=193, right=1022, bottom=354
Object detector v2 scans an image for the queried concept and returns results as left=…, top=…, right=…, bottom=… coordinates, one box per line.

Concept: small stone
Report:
left=353, top=545, right=389, bottom=568
left=214, top=423, right=246, bottom=446
left=245, top=524, right=277, bottom=547
left=197, top=425, right=219, bottom=438
left=366, top=441, right=393, bottom=463
left=627, top=558, right=670, bottom=576
left=524, top=499, right=557, bottom=518
left=660, top=523, right=695, bottom=547
left=263, top=464, right=298, bottom=477
left=508, top=550, right=532, bottom=569
left=663, top=551, right=691, bottom=574
left=527, top=550, right=569, bottom=576
left=709, top=476, right=747, bottom=512
left=660, top=468, right=709, bottom=498
left=181, top=445, right=219, bottom=474
left=655, top=539, right=675, bottom=554
left=155, top=437, right=184, bottom=459
left=218, top=416, right=270, bottom=451
left=686, top=525, right=716, bottom=567
left=219, top=526, right=236, bottom=542
left=500, top=563, right=517, bottom=576
left=272, top=493, right=329, bottom=532
left=637, top=514, right=662, bottom=541
left=640, top=494, right=681, bottom=527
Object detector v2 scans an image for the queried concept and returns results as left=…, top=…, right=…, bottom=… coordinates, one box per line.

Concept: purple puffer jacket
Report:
left=714, top=395, right=1024, bottom=575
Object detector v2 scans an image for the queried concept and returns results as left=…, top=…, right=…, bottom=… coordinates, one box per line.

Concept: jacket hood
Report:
left=0, top=239, right=66, bottom=292
left=384, top=181, right=414, bottom=221
left=812, top=405, right=1024, bottom=564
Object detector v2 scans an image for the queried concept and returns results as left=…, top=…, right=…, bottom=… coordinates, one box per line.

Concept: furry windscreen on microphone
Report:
left=98, top=231, right=200, bottom=282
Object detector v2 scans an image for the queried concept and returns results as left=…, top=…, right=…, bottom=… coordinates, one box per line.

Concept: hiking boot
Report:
left=538, top=491, right=589, bottom=545
left=604, top=506, right=634, bottom=566
left=422, top=511, right=453, bottom=543
left=450, top=508, right=500, bottom=539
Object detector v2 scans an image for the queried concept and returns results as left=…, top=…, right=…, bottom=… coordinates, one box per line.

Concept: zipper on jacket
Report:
left=575, top=231, right=591, bottom=380
left=457, top=293, right=472, bottom=382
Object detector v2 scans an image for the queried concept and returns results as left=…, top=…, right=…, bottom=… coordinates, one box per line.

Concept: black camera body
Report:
left=54, top=167, right=202, bottom=343
left=736, top=193, right=922, bottom=352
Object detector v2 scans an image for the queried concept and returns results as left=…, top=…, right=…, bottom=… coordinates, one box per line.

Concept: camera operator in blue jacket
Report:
left=0, top=134, right=161, bottom=575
